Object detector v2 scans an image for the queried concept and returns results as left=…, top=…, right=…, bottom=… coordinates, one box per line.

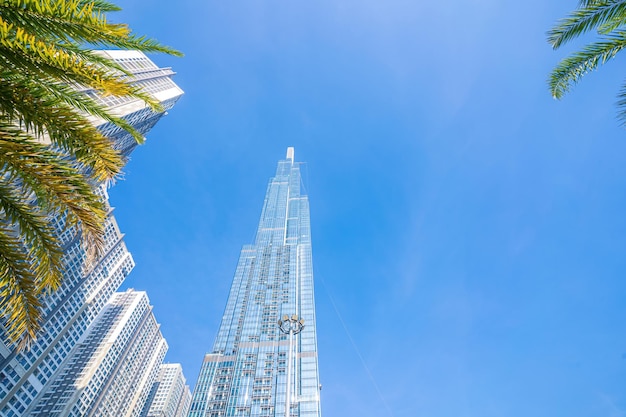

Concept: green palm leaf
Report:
left=548, top=0, right=626, bottom=127
left=0, top=0, right=182, bottom=348
left=549, top=32, right=626, bottom=98
left=548, top=1, right=626, bottom=49
left=0, top=225, right=41, bottom=351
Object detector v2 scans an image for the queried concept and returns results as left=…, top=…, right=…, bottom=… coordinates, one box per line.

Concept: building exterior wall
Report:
left=0, top=51, right=183, bottom=417
left=189, top=148, right=322, bottom=417
left=28, top=290, right=167, bottom=417
left=175, top=385, right=192, bottom=417
left=141, top=363, right=191, bottom=417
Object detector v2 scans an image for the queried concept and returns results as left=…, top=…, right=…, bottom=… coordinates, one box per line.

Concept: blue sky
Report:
left=108, top=1, right=626, bottom=416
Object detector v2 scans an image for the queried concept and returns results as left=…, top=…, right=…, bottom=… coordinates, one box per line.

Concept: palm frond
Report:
left=0, top=224, right=42, bottom=350
left=579, top=0, right=607, bottom=7
left=0, top=125, right=107, bottom=256
left=548, top=1, right=626, bottom=49
left=549, top=32, right=626, bottom=98
left=39, top=81, right=155, bottom=143
left=614, top=78, right=626, bottom=124
left=0, top=180, right=64, bottom=292
left=0, top=74, right=125, bottom=180
left=0, top=40, right=135, bottom=96
left=598, top=13, right=626, bottom=34
left=0, top=0, right=182, bottom=348
left=77, top=0, right=121, bottom=13
left=0, top=1, right=182, bottom=56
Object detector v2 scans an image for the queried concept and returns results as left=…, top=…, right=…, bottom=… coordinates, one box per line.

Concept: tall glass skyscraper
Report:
left=189, top=148, right=322, bottom=417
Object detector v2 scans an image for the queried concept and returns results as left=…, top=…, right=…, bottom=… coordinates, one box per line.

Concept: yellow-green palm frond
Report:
left=38, top=79, right=154, bottom=144
left=0, top=0, right=175, bottom=112
left=0, top=31, right=137, bottom=98
left=76, top=0, right=121, bottom=13
left=0, top=123, right=109, bottom=349
left=0, top=75, right=124, bottom=181
left=0, top=0, right=182, bottom=349
left=0, top=225, right=41, bottom=351
left=0, top=180, right=63, bottom=291
left=0, top=0, right=182, bottom=56
left=0, top=123, right=108, bottom=256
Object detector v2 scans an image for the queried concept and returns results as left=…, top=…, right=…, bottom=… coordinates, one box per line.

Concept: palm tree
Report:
left=548, top=0, right=626, bottom=124
left=0, top=0, right=181, bottom=349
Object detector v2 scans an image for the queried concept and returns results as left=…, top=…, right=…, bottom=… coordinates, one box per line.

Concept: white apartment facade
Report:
left=0, top=51, right=183, bottom=417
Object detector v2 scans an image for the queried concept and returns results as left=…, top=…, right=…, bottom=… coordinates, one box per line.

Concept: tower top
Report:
left=286, top=147, right=295, bottom=162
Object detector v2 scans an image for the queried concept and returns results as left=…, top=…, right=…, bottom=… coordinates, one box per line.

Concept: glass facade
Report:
left=189, top=148, right=322, bottom=417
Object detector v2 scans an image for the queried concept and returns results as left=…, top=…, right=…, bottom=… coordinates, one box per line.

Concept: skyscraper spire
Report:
left=189, top=149, right=322, bottom=417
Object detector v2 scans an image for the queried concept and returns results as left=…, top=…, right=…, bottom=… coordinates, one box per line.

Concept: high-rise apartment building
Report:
left=0, top=51, right=183, bottom=417
left=29, top=290, right=167, bottom=417
left=141, top=363, right=191, bottom=417
left=189, top=148, right=322, bottom=417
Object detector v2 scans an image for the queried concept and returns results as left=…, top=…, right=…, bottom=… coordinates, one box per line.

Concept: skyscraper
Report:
left=29, top=290, right=167, bottom=417
left=0, top=51, right=183, bottom=417
left=141, top=363, right=192, bottom=417
left=189, top=148, right=322, bottom=417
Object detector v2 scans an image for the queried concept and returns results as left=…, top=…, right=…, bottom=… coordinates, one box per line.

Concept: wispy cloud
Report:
left=599, top=392, right=624, bottom=417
